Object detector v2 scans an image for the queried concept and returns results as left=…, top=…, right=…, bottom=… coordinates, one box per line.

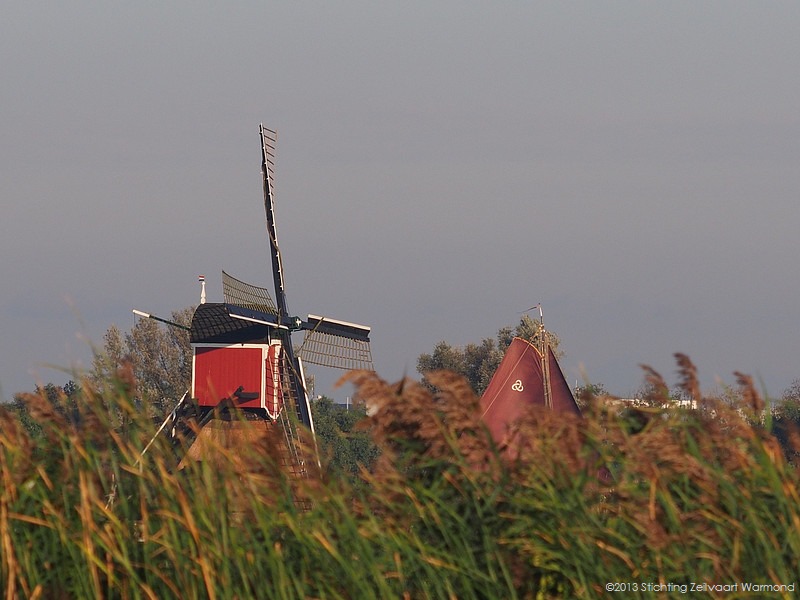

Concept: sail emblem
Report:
left=511, top=379, right=524, bottom=392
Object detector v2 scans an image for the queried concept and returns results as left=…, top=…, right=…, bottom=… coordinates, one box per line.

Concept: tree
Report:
left=10, top=381, right=82, bottom=440
left=417, top=315, right=561, bottom=396
left=573, top=382, right=608, bottom=410
left=92, top=307, right=194, bottom=415
left=780, top=379, right=800, bottom=405
left=773, top=379, right=800, bottom=465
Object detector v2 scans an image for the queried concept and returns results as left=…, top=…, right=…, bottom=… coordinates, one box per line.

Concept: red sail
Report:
left=480, top=337, right=580, bottom=447
left=546, top=344, right=581, bottom=416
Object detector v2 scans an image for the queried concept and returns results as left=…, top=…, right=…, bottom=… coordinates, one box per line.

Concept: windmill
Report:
left=144, top=125, right=373, bottom=472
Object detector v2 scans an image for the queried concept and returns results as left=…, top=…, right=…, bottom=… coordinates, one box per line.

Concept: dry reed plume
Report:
left=0, top=355, right=798, bottom=598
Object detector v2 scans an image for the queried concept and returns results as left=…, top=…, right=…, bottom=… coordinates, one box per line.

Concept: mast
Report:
left=537, top=305, right=553, bottom=409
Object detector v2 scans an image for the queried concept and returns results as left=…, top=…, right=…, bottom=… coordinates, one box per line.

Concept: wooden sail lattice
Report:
left=261, top=125, right=277, bottom=195
left=276, top=348, right=311, bottom=480
left=299, top=329, right=373, bottom=371
left=222, top=270, right=278, bottom=315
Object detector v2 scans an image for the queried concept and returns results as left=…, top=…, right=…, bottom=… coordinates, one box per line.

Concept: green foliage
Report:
left=1, top=361, right=799, bottom=598
left=311, top=396, right=379, bottom=479
left=773, top=379, right=800, bottom=465
left=574, top=383, right=608, bottom=410
left=93, top=307, right=193, bottom=415
left=575, top=383, right=607, bottom=397
left=10, top=381, right=82, bottom=442
left=417, top=315, right=560, bottom=396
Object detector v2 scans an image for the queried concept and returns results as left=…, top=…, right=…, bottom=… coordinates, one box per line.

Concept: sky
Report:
left=2, top=2, right=800, bottom=402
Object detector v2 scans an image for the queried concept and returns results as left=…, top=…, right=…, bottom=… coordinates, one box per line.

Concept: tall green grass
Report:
left=2, top=360, right=799, bottom=598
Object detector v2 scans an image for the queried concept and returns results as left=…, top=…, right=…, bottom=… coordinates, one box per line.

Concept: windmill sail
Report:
left=298, top=315, right=373, bottom=370
left=222, top=270, right=373, bottom=367
left=222, top=271, right=278, bottom=315
left=480, top=337, right=580, bottom=447
left=260, top=124, right=288, bottom=318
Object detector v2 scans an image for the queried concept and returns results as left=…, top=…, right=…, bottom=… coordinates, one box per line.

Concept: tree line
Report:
left=7, top=308, right=800, bottom=469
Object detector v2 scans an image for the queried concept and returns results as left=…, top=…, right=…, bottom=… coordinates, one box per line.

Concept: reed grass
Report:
left=1, top=357, right=799, bottom=598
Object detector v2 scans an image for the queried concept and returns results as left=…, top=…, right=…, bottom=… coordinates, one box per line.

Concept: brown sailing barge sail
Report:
left=479, top=336, right=580, bottom=450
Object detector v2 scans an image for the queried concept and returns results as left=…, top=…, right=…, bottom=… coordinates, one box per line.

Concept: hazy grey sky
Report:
left=2, top=2, right=799, bottom=400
